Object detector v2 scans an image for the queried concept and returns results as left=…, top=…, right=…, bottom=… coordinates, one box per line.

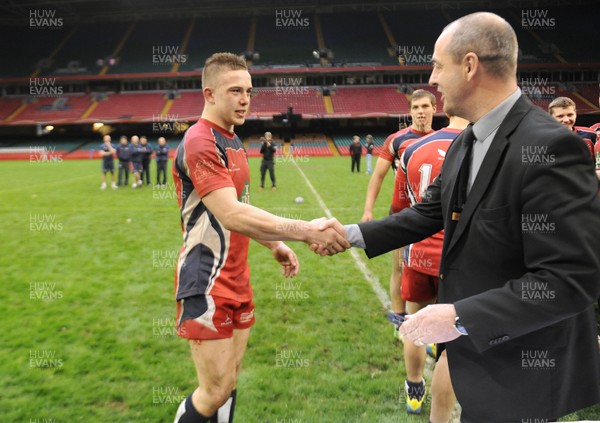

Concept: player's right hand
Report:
left=360, top=211, right=373, bottom=222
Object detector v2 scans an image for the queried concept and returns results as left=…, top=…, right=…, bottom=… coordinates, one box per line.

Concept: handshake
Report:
left=304, top=217, right=350, bottom=256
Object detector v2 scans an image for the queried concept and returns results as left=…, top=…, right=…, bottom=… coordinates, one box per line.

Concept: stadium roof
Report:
left=2, top=0, right=597, bottom=25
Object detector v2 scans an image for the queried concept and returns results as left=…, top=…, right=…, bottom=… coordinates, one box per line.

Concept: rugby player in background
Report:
left=391, top=116, right=468, bottom=420
left=361, top=89, right=436, bottom=333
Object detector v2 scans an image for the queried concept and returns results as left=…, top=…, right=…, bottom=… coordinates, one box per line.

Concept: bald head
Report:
left=443, top=12, right=518, bottom=79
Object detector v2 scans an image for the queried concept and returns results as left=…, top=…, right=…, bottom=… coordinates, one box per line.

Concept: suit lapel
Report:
left=445, top=96, right=532, bottom=255
left=440, top=129, right=472, bottom=251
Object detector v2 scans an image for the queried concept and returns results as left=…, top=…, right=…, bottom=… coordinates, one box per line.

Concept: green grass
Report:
left=1, top=157, right=599, bottom=422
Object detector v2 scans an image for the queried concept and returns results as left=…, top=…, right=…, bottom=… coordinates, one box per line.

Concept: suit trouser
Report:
left=351, top=155, right=361, bottom=172
left=118, top=161, right=130, bottom=185
left=460, top=411, right=556, bottom=423
left=156, top=161, right=168, bottom=185
left=260, top=160, right=275, bottom=187
left=141, top=159, right=151, bottom=184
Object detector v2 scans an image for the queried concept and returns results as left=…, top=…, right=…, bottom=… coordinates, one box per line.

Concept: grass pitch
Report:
left=1, top=156, right=598, bottom=422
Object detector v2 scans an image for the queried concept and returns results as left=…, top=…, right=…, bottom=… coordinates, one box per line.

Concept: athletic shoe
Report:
left=259, top=186, right=264, bottom=191
left=111, top=182, right=118, bottom=189
left=405, top=379, right=426, bottom=414
left=100, top=182, right=107, bottom=190
left=132, top=183, right=137, bottom=189
left=271, top=186, right=277, bottom=191
left=426, top=343, right=437, bottom=359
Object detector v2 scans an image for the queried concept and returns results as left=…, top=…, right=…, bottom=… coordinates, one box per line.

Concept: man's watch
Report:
left=454, top=316, right=468, bottom=336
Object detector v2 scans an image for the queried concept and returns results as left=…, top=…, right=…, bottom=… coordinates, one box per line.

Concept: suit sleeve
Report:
left=455, top=131, right=600, bottom=352
left=359, top=172, right=444, bottom=258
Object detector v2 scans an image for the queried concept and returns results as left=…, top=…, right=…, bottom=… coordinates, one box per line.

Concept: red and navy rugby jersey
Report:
left=172, top=119, right=252, bottom=302
left=393, top=128, right=462, bottom=276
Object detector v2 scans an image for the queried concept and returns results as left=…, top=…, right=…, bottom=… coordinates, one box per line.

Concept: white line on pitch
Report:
left=293, top=161, right=462, bottom=422
left=292, top=161, right=391, bottom=309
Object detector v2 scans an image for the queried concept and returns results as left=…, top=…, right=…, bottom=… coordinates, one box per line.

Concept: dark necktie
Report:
left=451, top=124, right=476, bottom=222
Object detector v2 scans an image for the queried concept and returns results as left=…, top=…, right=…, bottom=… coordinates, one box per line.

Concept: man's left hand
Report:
left=400, top=304, right=462, bottom=345
left=272, top=242, right=299, bottom=278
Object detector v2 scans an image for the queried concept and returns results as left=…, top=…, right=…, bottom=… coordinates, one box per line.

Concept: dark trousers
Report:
left=460, top=411, right=556, bottom=423
left=351, top=155, right=361, bottom=172
left=118, top=160, right=130, bottom=186
left=260, top=160, right=275, bottom=187
left=141, top=159, right=151, bottom=185
left=156, top=161, right=168, bottom=185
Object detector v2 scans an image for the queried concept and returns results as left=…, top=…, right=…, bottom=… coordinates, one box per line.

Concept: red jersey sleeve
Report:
left=379, top=133, right=395, bottom=162
left=185, top=131, right=235, bottom=198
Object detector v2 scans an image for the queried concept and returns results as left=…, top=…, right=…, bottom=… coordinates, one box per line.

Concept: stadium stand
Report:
left=0, top=3, right=598, bottom=161
left=290, top=141, right=332, bottom=156
left=384, top=10, right=447, bottom=65
left=0, top=23, right=70, bottom=78
left=249, top=88, right=327, bottom=116
left=512, top=6, right=600, bottom=63
left=333, top=134, right=386, bottom=156
left=8, top=94, right=91, bottom=124
left=245, top=134, right=333, bottom=157
left=575, top=83, right=599, bottom=106
left=319, top=13, right=393, bottom=65
left=0, top=98, right=23, bottom=121
left=178, top=16, right=250, bottom=73
left=108, top=19, right=188, bottom=75
left=254, top=15, right=316, bottom=65
left=42, top=22, right=127, bottom=77
left=87, top=92, right=167, bottom=121
left=330, top=86, right=409, bottom=115
left=165, top=91, right=204, bottom=120
left=2, top=79, right=597, bottom=127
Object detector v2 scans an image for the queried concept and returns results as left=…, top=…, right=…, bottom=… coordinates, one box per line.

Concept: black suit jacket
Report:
left=359, top=95, right=600, bottom=421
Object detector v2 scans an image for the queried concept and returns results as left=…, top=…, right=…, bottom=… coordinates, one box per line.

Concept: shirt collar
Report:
left=472, top=88, right=521, bottom=142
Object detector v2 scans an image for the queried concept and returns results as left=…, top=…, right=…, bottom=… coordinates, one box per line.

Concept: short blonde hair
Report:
left=202, top=52, right=248, bottom=89
left=409, top=89, right=436, bottom=108
left=548, top=97, right=576, bottom=114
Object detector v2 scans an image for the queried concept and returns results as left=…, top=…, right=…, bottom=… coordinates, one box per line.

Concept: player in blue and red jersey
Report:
left=116, top=135, right=131, bottom=187
left=130, top=135, right=143, bottom=188
left=139, top=135, right=153, bottom=186
left=361, top=89, right=436, bottom=328
left=595, top=127, right=600, bottom=180
left=392, top=116, right=469, bottom=419
left=171, top=52, right=349, bottom=423
left=548, top=96, right=597, bottom=161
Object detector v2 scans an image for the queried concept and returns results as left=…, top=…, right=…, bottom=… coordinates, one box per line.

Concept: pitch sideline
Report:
left=292, top=160, right=391, bottom=309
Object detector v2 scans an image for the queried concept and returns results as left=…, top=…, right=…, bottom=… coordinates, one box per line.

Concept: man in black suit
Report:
left=349, top=135, right=363, bottom=173
left=318, top=12, right=600, bottom=422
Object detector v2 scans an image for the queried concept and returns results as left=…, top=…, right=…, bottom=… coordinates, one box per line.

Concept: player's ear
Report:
left=203, top=86, right=216, bottom=104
